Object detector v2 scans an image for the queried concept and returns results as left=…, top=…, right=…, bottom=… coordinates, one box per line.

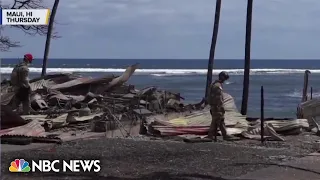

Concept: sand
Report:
left=1, top=133, right=320, bottom=180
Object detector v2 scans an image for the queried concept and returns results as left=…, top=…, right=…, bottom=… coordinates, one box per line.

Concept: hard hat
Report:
left=24, top=53, right=33, bottom=63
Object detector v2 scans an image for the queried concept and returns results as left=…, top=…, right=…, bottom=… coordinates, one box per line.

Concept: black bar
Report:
left=311, top=87, right=313, bottom=100
left=261, top=86, right=264, bottom=143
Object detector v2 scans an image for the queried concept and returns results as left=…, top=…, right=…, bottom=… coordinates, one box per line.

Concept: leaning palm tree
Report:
left=41, top=0, right=60, bottom=77
left=205, top=0, right=222, bottom=98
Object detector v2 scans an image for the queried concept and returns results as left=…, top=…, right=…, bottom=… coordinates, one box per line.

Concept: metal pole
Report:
left=261, top=86, right=264, bottom=143
left=311, top=87, right=313, bottom=100
left=205, top=0, right=222, bottom=98
left=41, top=0, right=60, bottom=77
left=241, top=0, right=253, bottom=115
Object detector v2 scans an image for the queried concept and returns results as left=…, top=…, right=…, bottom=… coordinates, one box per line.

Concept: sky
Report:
left=2, top=0, right=320, bottom=59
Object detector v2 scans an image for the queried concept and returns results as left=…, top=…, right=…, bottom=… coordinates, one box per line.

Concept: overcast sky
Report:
left=2, top=0, right=320, bottom=59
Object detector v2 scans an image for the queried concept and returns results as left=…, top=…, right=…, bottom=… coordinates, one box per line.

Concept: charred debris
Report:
left=0, top=64, right=205, bottom=144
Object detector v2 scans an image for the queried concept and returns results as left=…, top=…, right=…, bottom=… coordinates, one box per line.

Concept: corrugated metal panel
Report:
left=80, top=75, right=114, bottom=85
left=0, top=120, right=46, bottom=137
left=30, top=79, right=49, bottom=91
left=51, top=77, right=92, bottom=90
left=148, top=93, right=249, bottom=136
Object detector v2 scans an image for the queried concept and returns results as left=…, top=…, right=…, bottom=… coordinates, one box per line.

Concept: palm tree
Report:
left=41, top=0, right=60, bottom=77
left=205, top=0, right=222, bottom=98
left=241, top=0, right=253, bottom=115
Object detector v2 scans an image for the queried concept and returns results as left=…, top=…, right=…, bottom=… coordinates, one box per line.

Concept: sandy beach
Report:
left=1, top=133, right=320, bottom=180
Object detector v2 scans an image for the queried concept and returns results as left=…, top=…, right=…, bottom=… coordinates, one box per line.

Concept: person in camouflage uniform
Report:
left=10, top=54, right=34, bottom=115
left=207, top=71, right=233, bottom=141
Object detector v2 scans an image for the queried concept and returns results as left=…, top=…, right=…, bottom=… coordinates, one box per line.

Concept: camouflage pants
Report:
left=208, top=107, right=227, bottom=139
left=11, top=87, right=31, bottom=115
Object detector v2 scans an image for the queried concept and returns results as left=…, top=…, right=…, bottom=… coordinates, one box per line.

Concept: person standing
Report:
left=207, top=71, right=233, bottom=141
left=10, top=54, right=33, bottom=114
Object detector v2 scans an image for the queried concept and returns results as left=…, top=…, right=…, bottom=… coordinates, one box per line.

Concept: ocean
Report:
left=1, top=59, right=320, bottom=118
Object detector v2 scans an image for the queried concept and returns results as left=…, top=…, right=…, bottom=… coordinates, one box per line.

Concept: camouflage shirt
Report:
left=10, top=61, right=30, bottom=89
left=208, top=80, right=224, bottom=112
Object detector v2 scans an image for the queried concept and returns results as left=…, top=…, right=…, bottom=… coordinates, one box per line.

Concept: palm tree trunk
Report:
left=302, top=70, right=311, bottom=102
left=41, top=0, right=60, bottom=77
left=241, top=0, right=253, bottom=115
left=205, top=0, right=222, bottom=99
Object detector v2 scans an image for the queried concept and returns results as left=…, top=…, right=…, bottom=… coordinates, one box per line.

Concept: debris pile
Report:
left=0, top=64, right=204, bottom=144
left=144, top=93, right=311, bottom=141
left=0, top=64, right=313, bottom=145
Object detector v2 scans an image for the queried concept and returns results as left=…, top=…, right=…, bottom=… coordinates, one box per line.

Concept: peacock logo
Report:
left=9, top=159, right=31, bottom=172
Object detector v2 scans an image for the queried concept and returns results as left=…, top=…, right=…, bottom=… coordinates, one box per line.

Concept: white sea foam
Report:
left=285, top=91, right=303, bottom=98
left=285, top=89, right=320, bottom=98
left=225, top=81, right=234, bottom=85
left=1, top=67, right=320, bottom=75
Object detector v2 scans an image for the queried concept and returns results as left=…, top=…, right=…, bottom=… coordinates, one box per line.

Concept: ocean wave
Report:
left=285, top=90, right=320, bottom=98
left=285, top=91, right=303, bottom=98
left=225, top=81, right=234, bottom=85
left=1, top=67, right=320, bottom=75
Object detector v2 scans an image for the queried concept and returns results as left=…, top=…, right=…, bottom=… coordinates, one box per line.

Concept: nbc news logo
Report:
left=9, top=159, right=101, bottom=173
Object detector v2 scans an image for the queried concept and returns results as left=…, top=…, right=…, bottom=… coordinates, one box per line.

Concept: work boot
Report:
left=223, top=134, right=239, bottom=141
left=204, top=135, right=213, bottom=140
left=203, top=135, right=223, bottom=142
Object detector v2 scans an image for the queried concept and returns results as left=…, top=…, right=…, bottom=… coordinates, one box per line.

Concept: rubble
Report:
left=1, top=64, right=203, bottom=144
left=0, top=63, right=314, bottom=146
left=143, top=93, right=311, bottom=142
